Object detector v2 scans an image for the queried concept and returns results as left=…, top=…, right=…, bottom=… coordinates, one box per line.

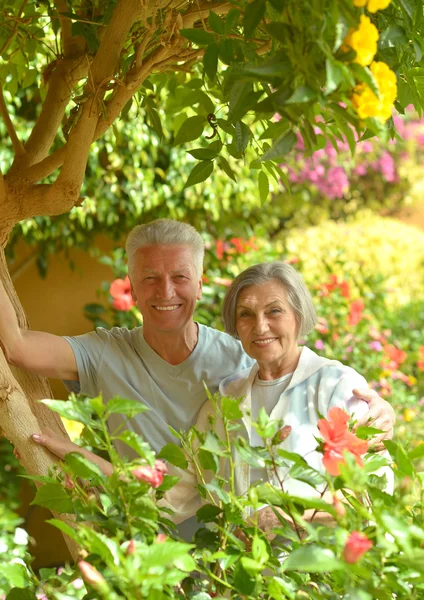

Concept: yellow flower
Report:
left=352, top=61, right=397, bottom=123
left=344, top=15, right=379, bottom=67
left=62, top=417, right=85, bottom=441
left=353, top=0, right=391, bottom=11
left=367, top=0, right=391, bottom=11
left=403, top=408, right=417, bottom=422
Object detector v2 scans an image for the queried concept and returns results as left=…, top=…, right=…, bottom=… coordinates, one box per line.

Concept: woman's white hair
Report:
left=222, top=262, right=317, bottom=338
left=126, top=219, right=205, bottom=277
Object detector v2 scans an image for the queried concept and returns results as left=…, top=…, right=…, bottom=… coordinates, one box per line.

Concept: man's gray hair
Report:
left=126, top=219, right=205, bottom=277
left=222, top=262, right=317, bottom=338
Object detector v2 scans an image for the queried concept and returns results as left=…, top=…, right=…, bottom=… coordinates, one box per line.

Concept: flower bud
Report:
left=155, top=533, right=167, bottom=543
left=78, top=561, right=107, bottom=591
left=279, top=425, right=292, bottom=442
left=126, top=539, right=136, bottom=555
left=332, top=494, right=346, bottom=518
left=343, top=531, right=373, bottom=563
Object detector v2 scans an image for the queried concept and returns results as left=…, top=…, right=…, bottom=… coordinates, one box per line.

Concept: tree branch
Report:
left=0, top=87, right=25, bottom=157
left=9, top=56, right=88, bottom=177
left=53, top=0, right=144, bottom=204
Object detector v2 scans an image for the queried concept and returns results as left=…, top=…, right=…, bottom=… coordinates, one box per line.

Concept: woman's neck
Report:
left=257, top=347, right=301, bottom=381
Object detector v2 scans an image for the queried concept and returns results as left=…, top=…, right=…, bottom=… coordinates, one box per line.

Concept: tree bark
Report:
left=0, top=246, right=79, bottom=561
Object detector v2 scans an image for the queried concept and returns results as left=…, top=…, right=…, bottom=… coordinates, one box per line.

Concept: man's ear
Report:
left=197, top=277, right=203, bottom=300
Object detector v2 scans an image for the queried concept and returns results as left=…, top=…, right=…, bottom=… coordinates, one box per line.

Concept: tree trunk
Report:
left=0, top=246, right=79, bottom=561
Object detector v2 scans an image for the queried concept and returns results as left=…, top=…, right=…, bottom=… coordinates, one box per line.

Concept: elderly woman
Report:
left=32, top=262, right=391, bottom=527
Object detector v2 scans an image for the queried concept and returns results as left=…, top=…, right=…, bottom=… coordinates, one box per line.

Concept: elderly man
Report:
left=0, top=219, right=394, bottom=535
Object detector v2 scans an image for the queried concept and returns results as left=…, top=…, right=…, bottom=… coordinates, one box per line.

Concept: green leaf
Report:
left=157, top=474, right=180, bottom=492
left=174, top=115, right=206, bottom=146
left=203, top=42, right=219, bottom=80
left=32, top=483, right=74, bottom=514
left=285, top=85, right=317, bottom=104
left=196, top=504, right=223, bottom=522
left=180, top=29, right=215, bottom=45
left=409, top=444, right=424, bottom=460
left=281, top=546, right=343, bottom=572
left=326, top=59, right=353, bottom=95
left=40, top=399, right=92, bottom=425
left=233, top=561, right=256, bottom=595
left=234, top=121, right=251, bottom=154
left=244, top=0, right=266, bottom=39
left=258, top=170, right=269, bottom=205
left=201, top=431, right=228, bottom=457
left=355, top=425, right=384, bottom=439
left=0, top=563, right=29, bottom=589
left=183, top=160, right=214, bottom=189
left=289, top=464, right=326, bottom=487
left=218, top=156, right=237, bottom=181
left=146, top=104, right=163, bottom=139
left=106, top=397, right=149, bottom=418
left=83, top=529, right=121, bottom=565
left=261, top=130, right=297, bottom=161
left=228, top=81, right=253, bottom=122
left=65, top=452, right=105, bottom=480
left=116, top=431, right=156, bottom=462
left=46, top=518, right=80, bottom=542
left=379, top=25, right=408, bottom=49
left=221, top=397, right=243, bottom=420
left=187, top=146, right=221, bottom=160
left=225, top=9, right=240, bottom=33
left=158, top=443, right=188, bottom=469
left=208, top=11, right=225, bottom=35
left=6, top=590, right=37, bottom=600
left=198, top=448, right=219, bottom=472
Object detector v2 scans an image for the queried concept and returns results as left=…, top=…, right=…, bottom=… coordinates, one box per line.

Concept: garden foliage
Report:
left=1, top=394, right=424, bottom=598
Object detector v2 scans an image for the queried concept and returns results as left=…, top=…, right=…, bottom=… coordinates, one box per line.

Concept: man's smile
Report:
left=153, top=304, right=181, bottom=311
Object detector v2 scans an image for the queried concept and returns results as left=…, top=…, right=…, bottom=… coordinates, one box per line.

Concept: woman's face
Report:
left=235, top=281, right=299, bottom=367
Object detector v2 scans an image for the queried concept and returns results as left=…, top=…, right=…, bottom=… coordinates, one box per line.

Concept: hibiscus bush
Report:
left=2, top=393, right=424, bottom=598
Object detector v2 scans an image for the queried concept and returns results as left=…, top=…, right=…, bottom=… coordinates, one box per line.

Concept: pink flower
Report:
left=110, top=276, right=135, bottom=312
left=155, top=533, right=167, bottom=543
left=379, top=151, right=397, bottom=182
left=369, top=341, right=382, bottom=351
left=318, top=166, right=349, bottom=199
left=315, top=340, right=325, bottom=350
left=71, top=578, right=84, bottom=590
left=126, top=540, right=136, bottom=555
left=132, top=460, right=167, bottom=488
left=343, top=531, right=373, bottom=563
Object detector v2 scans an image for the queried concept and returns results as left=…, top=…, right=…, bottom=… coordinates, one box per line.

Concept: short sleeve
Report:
left=63, top=330, right=106, bottom=397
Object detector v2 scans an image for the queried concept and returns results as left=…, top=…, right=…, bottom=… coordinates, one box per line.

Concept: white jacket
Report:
left=163, top=347, right=371, bottom=524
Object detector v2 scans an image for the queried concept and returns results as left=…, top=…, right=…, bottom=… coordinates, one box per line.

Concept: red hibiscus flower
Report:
left=215, top=239, right=225, bottom=259
left=110, top=276, right=135, bottom=312
left=382, top=344, right=407, bottom=370
left=343, top=531, right=373, bottom=563
left=347, top=299, right=365, bottom=327
left=318, top=407, right=368, bottom=476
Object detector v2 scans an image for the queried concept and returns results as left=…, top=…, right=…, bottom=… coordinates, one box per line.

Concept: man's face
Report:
left=130, top=245, right=202, bottom=335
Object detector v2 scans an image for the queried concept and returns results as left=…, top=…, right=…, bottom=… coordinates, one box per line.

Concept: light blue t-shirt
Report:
left=64, top=324, right=253, bottom=540
left=64, top=324, right=253, bottom=453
